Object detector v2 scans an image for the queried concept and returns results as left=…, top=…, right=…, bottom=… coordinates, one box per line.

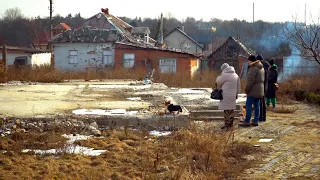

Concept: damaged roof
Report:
left=208, top=36, right=255, bottom=59
left=131, top=27, right=150, bottom=35
left=54, top=23, right=71, bottom=30
left=49, top=12, right=139, bottom=44
left=116, top=42, right=201, bottom=57
left=0, top=46, right=51, bottom=53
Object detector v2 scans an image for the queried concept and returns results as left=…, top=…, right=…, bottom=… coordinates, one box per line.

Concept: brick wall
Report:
left=115, top=44, right=197, bottom=77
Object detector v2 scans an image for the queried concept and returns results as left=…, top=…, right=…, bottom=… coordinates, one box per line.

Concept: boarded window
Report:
left=123, top=53, right=135, bottom=68
left=159, top=58, right=176, bottom=73
left=69, top=50, right=78, bottom=64
left=103, top=50, right=113, bottom=65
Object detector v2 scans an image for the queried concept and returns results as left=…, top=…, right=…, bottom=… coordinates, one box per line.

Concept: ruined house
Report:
left=208, top=36, right=255, bottom=74
left=48, top=9, right=201, bottom=77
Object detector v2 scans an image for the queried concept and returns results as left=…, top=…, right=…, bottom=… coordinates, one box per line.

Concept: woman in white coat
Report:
left=216, top=63, right=241, bottom=129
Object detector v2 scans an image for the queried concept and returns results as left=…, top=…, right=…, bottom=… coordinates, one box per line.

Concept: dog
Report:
left=164, top=100, right=182, bottom=114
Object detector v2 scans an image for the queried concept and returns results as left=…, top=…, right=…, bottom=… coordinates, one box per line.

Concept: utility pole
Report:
left=253, top=3, right=255, bottom=23
left=49, top=0, right=53, bottom=39
left=305, top=3, right=307, bottom=26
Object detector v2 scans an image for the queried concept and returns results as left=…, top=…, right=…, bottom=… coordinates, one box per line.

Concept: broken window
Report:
left=103, top=50, right=113, bottom=65
left=69, top=50, right=78, bottom=64
left=159, top=58, right=176, bottom=73
left=123, top=53, right=135, bottom=68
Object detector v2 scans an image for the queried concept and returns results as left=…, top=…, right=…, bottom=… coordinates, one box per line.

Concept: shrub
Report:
left=294, top=90, right=306, bottom=101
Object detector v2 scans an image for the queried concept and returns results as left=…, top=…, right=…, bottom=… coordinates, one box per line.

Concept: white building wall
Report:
left=53, top=43, right=115, bottom=72
left=31, top=53, right=51, bottom=66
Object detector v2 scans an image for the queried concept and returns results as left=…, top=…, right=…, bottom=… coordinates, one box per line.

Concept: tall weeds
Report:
left=0, top=66, right=220, bottom=88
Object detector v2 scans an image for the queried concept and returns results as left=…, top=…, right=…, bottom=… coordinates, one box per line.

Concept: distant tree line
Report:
left=0, top=7, right=293, bottom=58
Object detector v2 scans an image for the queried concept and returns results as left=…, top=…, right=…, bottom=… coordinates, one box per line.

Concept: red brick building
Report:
left=115, top=42, right=199, bottom=78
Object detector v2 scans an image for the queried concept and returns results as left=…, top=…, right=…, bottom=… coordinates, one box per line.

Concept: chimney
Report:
left=181, top=26, right=185, bottom=32
left=156, top=13, right=164, bottom=48
left=101, top=8, right=109, bottom=15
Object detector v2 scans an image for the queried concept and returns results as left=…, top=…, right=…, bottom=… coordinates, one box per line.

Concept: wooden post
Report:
left=2, top=45, right=7, bottom=73
left=1, top=45, right=8, bottom=82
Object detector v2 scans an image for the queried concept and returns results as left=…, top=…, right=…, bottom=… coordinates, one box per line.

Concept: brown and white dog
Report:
left=164, top=100, right=182, bottom=114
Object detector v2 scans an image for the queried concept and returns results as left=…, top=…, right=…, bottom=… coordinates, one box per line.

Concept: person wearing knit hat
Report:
left=216, top=63, right=240, bottom=129
left=239, top=55, right=265, bottom=127
left=266, top=58, right=278, bottom=110
left=256, top=54, right=270, bottom=122
left=220, top=63, right=229, bottom=71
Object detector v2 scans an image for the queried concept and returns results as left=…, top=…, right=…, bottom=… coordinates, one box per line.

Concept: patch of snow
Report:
left=149, top=130, right=172, bottom=137
left=169, top=88, right=205, bottom=94
left=127, top=97, right=142, bottom=101
left=72, top=109, right=106, bottom=115
left=88, top=84, right=151, bottom=90
left=258, top=138, right=273, bottom=142
left=22, top=145, right=107, bottom=156
left=72, top=109, right=138, bottom=115
left=22, top=134, right=107, bottom=156
left=62, top=134, right=91, bottom=143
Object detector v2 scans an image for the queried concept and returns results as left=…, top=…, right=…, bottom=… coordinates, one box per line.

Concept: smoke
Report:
left=279, top=43, right=320, bottom=82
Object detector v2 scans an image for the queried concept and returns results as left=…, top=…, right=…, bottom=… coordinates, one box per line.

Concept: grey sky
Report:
left=0, top=0, right=319, bottom=23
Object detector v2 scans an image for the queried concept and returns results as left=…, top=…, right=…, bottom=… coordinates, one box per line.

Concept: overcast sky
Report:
left=0, top=0, right=319, bottom=23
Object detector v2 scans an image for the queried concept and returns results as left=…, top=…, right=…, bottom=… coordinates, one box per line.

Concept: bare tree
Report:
left=3, top=7, right=23, bottom=21
left=283, top=15, right=320, bottom=64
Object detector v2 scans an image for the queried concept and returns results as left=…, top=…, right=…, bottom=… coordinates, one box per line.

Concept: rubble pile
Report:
left=0, top=117, right=102, bottom=137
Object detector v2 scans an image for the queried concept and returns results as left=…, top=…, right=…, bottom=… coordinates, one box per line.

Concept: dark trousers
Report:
left=259, top=96, right=267, bottom=121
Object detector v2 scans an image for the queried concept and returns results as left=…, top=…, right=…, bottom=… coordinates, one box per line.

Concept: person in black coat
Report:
left=256, top=55, right=270, bottom=121
left=266, top=58, right=278, bottom=109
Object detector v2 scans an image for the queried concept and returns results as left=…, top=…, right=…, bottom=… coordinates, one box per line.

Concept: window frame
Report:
left=123, top=53, right=135, bottom=68
left=159, top=58, right=177, bottom=73
left=103, top=50, right=113, bottom=65
left=69, top=50, right=78, bottom=64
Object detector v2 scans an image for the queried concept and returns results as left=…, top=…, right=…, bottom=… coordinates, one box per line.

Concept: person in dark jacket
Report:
left=266, top=58, right=278, bottom=109
left=239, top=55, right=265, bottom=127
left=257, top=54, right=270, bottom=121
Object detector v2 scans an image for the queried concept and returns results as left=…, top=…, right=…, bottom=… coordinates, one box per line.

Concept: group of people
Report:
left=215, top=54, right=278, bottom=129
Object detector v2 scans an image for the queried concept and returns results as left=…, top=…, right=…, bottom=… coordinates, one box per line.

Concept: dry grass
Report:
left=0, top=131, right=68, bottom=152
left=277, top=74, right=320, bottom=103
left=0, top=126, right=263, bottom=179
left=0, top=66, right=223, bottom=88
